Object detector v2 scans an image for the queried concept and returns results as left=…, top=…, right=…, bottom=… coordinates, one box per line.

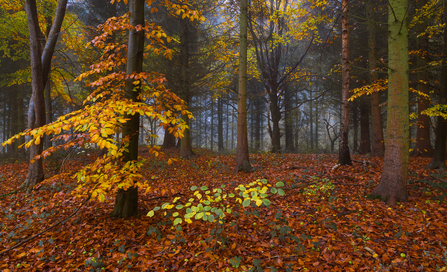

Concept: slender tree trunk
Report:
left=352, top=104, right=358, bottom=152
left=218, top=98, right=224, bottom=151
left=284, top=88, right=295, bottom=152
left=367, top=0, right=384, bottom=157
left=427, top=6, right=447, bottom=169
left=254, top=95, right=261, bottom=152
left=412, top=0, right=433, bottom=157
left=211, top=99, right=214, bottom=151
left=235, top=0, right=251, bottom=171
left=111, top=0, right=144, bottom=218
left=44, top=77, right=52, bottom=149
left=359, top=98, right=371, bottom=154
left=269, top=91, right=281, bottom=153
left=310, top=89, right=313, bottom=149
left=371, top=0, right=409, bottom=204
left=179, top=22, right=195, bottom=158
left=338, top=0, right=352, bottom=165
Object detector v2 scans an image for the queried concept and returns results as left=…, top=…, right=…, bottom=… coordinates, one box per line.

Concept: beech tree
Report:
left=371, top=0, right=409, bottom=203
left=235, top=0, right=250, bottom=171
left=22, top=0, right=68, bottom=191
left=110, top=0, right=145, bottom=218
left=338, top=0, right=351, bottom=165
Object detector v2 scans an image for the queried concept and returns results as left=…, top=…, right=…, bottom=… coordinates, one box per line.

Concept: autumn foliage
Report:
left=1, top=151, right=447, bottom=271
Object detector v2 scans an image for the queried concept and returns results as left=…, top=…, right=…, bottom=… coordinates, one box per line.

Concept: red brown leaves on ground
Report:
left=0, top=148, right=446, bottom=271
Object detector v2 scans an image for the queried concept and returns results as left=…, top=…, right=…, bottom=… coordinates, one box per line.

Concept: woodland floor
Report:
left=0, top=148, right=447, bottom=272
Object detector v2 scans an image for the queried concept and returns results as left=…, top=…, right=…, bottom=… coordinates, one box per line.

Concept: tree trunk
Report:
left=371, top=0, right=409, bottom=204
left=211, top=99, right=214, bottom=151
left=269, top=91, right=281, bottom=153
left=338, top=0, right=352, bottom=165
left=44, top=77, right=52, bottom=150
left=235, top=0, right=251, bottom=172
left=359, top=98, right=371, bottom=154
left=162, top=127, right=176, bottom=149
left=111, top=0, right=144, bottom=218
left=427, top=6, right=447, bottom=169
left=367, top=0, right=384, bottom=157
left=179, top=22, right=195, bottom=158
left=22, top=0, right=68, bottom=191
left=284, top=88, right=295, bottom=152
left=352, top=104, right=358, bottom=153
left=254, top=95, right=262, bottom=152
left=22, top=0, right=47, bottom=191
left=218, top=98, right=224, bottom=151
left=412, top=0, right=433, bottom=157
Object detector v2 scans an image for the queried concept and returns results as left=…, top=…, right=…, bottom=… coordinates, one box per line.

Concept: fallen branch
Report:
left=0, top=194, right=91, bottom=257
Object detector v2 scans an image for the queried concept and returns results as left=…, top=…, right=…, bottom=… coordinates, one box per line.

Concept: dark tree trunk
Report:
left=352, top=104, right=359, bottom=153
left=235, top=0, right=251, bottom=171
left=44, top=77, right=52, bottom=150
left=269, top=91, right=281, bottom=153
left=371, top=0, right=409, bottom=204
left=338, top=0, right=352, bottom=165
left=218, top=98, right=224, bottom=151
left=211, top=99, right=214, bottom=151
left=254, top=95, right=262, bottom=152
left=412, top=0, right=433, bottom=157
left=427, top=6, right=447, bottom=169
left=367, top=0, right=384, bottom=157
left=284, top=88, right=295, bottom=153
left=179, top=22, right=195, bottom=158
left=162, top=127, right=176, bottom=149
left=359, top=98, right=371, bottom=154
left=111, top=0, right=144, bottom=218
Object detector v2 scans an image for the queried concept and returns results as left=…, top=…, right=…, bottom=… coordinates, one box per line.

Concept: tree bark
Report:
left=427, top=6, right=447, bottom=169
left=367, top=0, right=384, bottom=157
left=371, top=0, right=409, bottom=204
left=22, top=0, right=68, bottom=191
left=235, top=0, right=251, bottom=172
left=111, top=0, right=145, bottom=218
left=338, top=0, right=352, bottom=165
left=162, top=127, right=176, bottom=149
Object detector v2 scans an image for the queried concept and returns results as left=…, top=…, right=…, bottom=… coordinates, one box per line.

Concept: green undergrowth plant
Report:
left=147, top=178, right=285, bottom=225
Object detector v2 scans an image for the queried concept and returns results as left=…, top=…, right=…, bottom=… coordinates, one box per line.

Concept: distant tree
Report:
left=427, top=6, right=447, bottom=170
left=366, top=0, right=385, bottom=157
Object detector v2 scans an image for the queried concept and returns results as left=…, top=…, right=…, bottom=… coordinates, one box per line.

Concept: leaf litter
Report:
left=0, top=148, right=446, bottom=271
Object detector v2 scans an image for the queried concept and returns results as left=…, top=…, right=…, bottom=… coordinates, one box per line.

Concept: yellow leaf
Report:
left=98, top=194, right=105, bottom=202
left=35, top=136, right=41, bottom=145
left=25, top=139, right=34, bottom=148
left=147, top=210, right=155, bottom=217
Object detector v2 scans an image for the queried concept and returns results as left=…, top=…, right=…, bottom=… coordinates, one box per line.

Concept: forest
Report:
left=0, top=0, right=447, bottom=270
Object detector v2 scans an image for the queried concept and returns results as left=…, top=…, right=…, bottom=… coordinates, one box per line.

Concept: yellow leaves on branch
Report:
left=350, top=79, right=431, bottom=102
